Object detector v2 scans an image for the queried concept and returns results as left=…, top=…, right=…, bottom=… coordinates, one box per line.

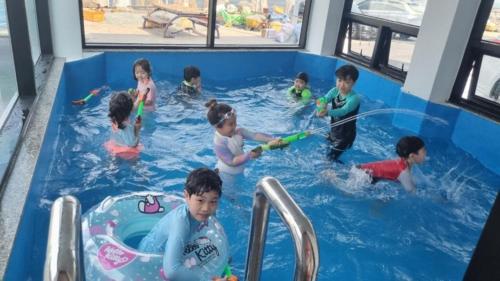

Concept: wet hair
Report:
left=184, top=65, right=201, bottom=82
left=133, top=58, right=152, bottom=81
left=108, top=92, right=133, bottom=129
left=396, top=136, right=425, bottom=158
left=185, top=168, right=222, bottom=197
left=335, top=64, right=359, bottom=82
left=296, top=72, right=309, bottom=84
left=205, top=99, right=233, bottom=128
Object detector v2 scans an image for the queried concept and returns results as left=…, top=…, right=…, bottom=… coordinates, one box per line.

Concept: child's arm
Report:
left=144, top=81, right=156, bottom=106
left=326, top=94, right=360, bottom=118
left=239, top=128, right=276, bottom=143
left=316, top=88, right=337, bottom=116
left=133, top=121, right=141, bottom=147
left=398, top=169, right=416, bottom=193
left=215, top=142, right=256, bottom=167
left=162, top=213, right=200, bottom=280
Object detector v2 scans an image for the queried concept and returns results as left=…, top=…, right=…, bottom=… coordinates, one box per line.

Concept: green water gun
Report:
left=213, top=265, right=238, bottom=281
left=135, top=88, right=150, bottom=124
left=72, top=86, right=108, bottom=105
left=253, top=131, right=311, bottom=152
left=316, top=97, right=327, bottom=112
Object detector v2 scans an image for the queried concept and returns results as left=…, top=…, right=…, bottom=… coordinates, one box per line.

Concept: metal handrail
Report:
left=244, top=176, right=319, bottom=281
left=44, top=195, right=82, bottom=281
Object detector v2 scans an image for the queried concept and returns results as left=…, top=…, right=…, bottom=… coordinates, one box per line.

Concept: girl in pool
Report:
left=206, top=99, right=282, bottom=176
left=131, top=58, right=157, bottom=111
left=105, top=92, right=142, bottom=158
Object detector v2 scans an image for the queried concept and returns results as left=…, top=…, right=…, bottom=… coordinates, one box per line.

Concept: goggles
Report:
left=215, top=109, right=235, bottom=126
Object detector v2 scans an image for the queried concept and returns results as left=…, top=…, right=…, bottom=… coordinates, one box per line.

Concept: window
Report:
left=0, top=0, right=19, bottom=126
left=352, top=0, right=425, bottom=26
left=388, top=32, right=416, bottom=72
left=451, top=0, right=500, bottom=121
left=337, top=0, right=425, bottom=81
left=80, top=0, right=312, bottom=48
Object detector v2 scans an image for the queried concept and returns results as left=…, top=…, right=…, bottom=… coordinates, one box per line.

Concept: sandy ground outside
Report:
left=83, top=8, right=295, bottom=46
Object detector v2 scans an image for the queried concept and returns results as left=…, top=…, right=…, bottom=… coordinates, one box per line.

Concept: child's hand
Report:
left=71, top=99, right=86, bottom=105
left=268, top=138, right=289, bottom=149
left=128, top=88, right=137, bottom=98
left=249, top=147, right=262, bottom=159
left=211, top=277, right=227, bottom=281
left=134, top=119, right=142, bottom=130
left=316, top=109, right=327, bottom=117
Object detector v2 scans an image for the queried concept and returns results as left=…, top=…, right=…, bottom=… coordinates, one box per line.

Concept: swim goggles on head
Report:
left=215, top=109, right=235, bottom=126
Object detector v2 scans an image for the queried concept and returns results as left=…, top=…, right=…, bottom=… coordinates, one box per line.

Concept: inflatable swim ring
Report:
left=82, top=192, right=229, bottom=281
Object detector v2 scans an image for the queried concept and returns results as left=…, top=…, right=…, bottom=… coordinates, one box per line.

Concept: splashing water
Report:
left=308, top=108, right=448, bottom=136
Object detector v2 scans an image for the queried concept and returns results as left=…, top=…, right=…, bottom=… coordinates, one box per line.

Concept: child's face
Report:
left=410, top=147, right=427, bottom=164
left=294, top=78, right=306, bottom=91
left=336, top=77, right=355, bottom=95
left=184, top=190, right=219, bottom=222
left=135, top=65, right=149, bottom=82
left=217, top=114, right=237, bottom=137
left=191, top=76, right=201, bottom=88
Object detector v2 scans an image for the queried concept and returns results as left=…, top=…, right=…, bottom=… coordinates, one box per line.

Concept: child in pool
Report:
left=205, top=99, right=282, bottom=176
left=105, top=92, right=142, bottom=156
left=316, top=64, right=361, bottom=161
left=138, top=168, right=229, bottom=281
left=131, top=58, right=156, bottom=110
left=178, top=65, right=202, bottom=96
left=358, top=136, right=427, bottom=193
left=288, top=72, right=312, bottom=104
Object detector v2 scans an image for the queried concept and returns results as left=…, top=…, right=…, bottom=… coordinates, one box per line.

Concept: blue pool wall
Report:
left=5, top=51, right=500, bottom=280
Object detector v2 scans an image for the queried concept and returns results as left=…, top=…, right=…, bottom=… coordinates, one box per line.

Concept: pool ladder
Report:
left=245, top=176, right=319, bottom=281
left=44, top=195, right=82, bottom=281
left=43, top=177, right=319, bottom=281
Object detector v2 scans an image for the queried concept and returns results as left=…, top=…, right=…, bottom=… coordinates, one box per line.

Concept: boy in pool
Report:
left=288, top=72, right=312, bottom=104
left=138, top=168, right=229, bottom=281
left=358, top=136, right=427, bottom=193
left=178, top=65, right=202, bottom=96
left=316, top=64, right=361, bottom=161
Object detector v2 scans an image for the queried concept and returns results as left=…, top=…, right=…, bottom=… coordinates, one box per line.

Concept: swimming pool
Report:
left=5, top=51, right=500, bottom=280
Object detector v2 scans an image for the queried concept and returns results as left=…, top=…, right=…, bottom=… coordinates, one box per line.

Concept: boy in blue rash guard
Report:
left=138, top=168, right=226, bottom=281
left=316, top=64, right=361, bottom=161
left=178, top=65, right=201, bottom=96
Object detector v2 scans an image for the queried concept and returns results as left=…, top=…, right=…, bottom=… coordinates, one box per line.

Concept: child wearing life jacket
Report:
left=358, top=136, right=427, bottom=192
left=288, top=72, right=312, bottom=104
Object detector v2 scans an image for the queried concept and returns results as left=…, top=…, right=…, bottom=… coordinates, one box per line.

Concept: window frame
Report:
left=336, top=0, right=419, bottom=81
left=78, top=0, right=313, bottom=50
left=450, top=0, right=500, bottom=121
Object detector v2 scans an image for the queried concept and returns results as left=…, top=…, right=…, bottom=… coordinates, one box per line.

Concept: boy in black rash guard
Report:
left=316, top=64, right=361, bottom=161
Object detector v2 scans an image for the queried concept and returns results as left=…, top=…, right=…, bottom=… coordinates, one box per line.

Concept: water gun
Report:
left=316, top=97, right=327, bottom=112
left=253, top=131, right=311, bottom=152
left=135, top=88, right=150, bottom=124
left=72, top=86, right=108, bottom=105
left=213, top=265, right=238, bottom=281
left=128, top=88, right=137, bottom=97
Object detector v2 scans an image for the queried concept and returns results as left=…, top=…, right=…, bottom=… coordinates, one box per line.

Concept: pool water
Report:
left=16, top=75, right=500, bottom=280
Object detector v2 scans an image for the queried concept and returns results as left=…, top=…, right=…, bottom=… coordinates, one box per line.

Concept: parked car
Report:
left=350, top=0, right=423, bottom=40
left=353, top=0, right=424, bottom=26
